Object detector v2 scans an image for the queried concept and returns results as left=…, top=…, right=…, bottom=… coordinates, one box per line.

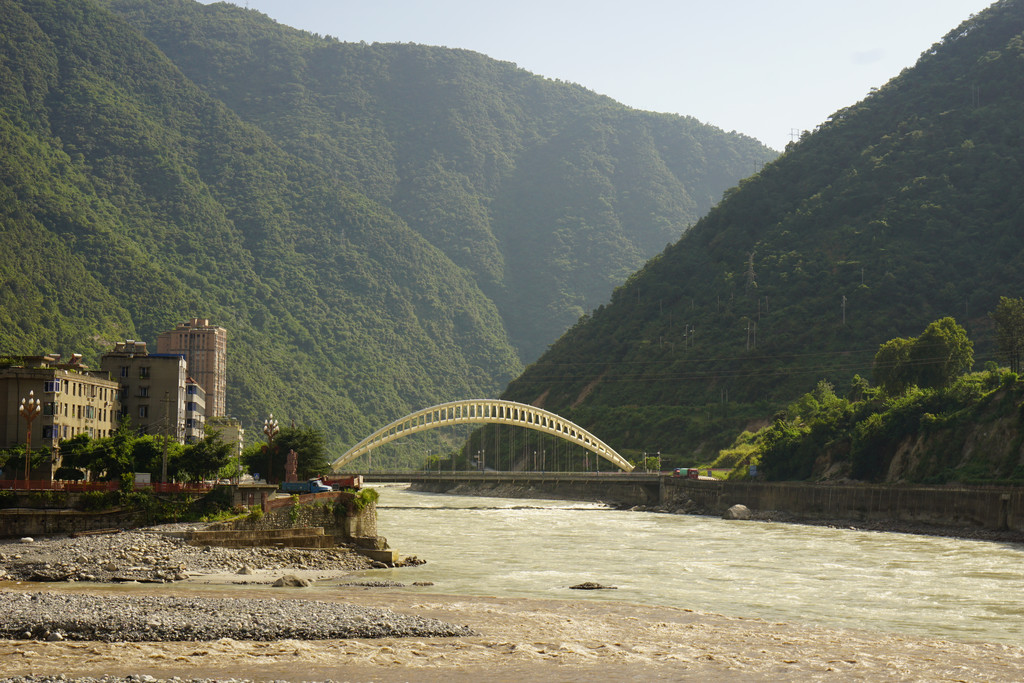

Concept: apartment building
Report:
left=184, top=377, right=206, bottom=443
left=100, top=340, right=186, bottom=441
left=156, top=318, right=227, bottom=418
left=0, top=354, right=120, bottom=480
left=207, top=416, right=244, bottom=455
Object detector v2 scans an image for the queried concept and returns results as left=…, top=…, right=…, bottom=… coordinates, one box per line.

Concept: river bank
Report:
left=3, top=499, right=1024, bottom=680
left=421, top=479, right=1024, bottom=544
left=0, top=584, right=1022, bottom=682
left=0, top=524, right=374, bottom=584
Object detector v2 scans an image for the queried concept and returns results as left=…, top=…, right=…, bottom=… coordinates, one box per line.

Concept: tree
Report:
left=872, top=337, right=915, bottom=395
left=872, top=318, right=973, bottom=395
left=243, top=425, right=330, bottom=482
left=176, top=431, right=233, bottom=482
left=990, top=296, right=1024, bottom=373
left=57, top=421, right=136, bottom=482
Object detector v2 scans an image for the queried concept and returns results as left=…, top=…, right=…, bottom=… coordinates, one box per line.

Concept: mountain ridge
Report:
left=1, top=0, right=772, bottom=454
left=503, top=0, right=1024, bottom=460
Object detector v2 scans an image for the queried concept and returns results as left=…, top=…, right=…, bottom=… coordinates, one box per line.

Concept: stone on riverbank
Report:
left=723, top=504, right=751, bottom=520
left=272, top=574, right=310, bottom=587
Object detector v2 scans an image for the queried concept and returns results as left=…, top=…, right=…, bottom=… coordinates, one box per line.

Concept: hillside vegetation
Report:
left=0, top=0, right=773, bottom=454
left=504, top=0, right=1024, bottom=470
left=712, top=316, right=1024, bottom=484
left=101, top=0, right=776, bottom=361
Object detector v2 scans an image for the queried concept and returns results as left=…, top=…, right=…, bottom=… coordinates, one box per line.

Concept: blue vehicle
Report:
left=280, top=479, right=332, bottom=494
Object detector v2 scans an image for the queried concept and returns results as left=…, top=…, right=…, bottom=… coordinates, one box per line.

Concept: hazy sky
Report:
left=203, top=1, right=995, bottom=150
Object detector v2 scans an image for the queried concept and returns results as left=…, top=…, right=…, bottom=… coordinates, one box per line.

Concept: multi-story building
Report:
left=0, top=354, right=120, bottom=480
left=184, top=377, right=206, bottom=443
left=207, top=416, right=245, bottom=477
left=156, top=318, right=227, bottom=418
left=100, top=340, right=186, bottom=441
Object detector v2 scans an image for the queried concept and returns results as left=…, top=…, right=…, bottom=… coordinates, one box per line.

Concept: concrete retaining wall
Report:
left=402, top=474, right=1024, bottom=534
left=0, top=508, right=145, bottom=537
left=223, top=491, right=380, bottom=546
left=669, top=480, right=1024, bottom=532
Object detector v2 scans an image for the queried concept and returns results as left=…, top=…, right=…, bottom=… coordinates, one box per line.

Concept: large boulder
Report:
left=723, top=504, right=751, bottom=520
left=273, top=574, right=310, bottom=587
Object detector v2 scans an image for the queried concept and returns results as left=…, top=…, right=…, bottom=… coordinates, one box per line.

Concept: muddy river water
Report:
left=3, top=483, right=1024, bottom=681
left=369, top=485, right=1024, bottom=645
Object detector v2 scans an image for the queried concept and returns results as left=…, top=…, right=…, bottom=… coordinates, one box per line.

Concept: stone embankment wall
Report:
left=221, top=490, right=382, bottom=548
left=668, top=480, right=1024, bottom=533
left=409, top=475, right=1024, bottom=535
left=0, top=507, right=146, bottom=537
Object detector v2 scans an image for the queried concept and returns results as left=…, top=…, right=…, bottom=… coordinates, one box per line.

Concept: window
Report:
left=138, top=386, right=150, bottom=398
left=43, top=426, right=54, bottom=438
left=139, top=405, right=149, bottom=418
left=186, top=401, right=198, bottom=412
left=43, top=402, right=56, bottom=416
left=44, top=379, right=61, bottom=392
left=186, top=384, right=198, bottom=395
left=120, top=366, right=130, bottom=378
left=85, top=406, right=96, bottom=419
left=139, top=367, right=150, bottom=379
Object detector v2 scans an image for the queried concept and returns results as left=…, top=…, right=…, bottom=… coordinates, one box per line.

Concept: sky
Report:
left=204, top=0, right=996, bottom=150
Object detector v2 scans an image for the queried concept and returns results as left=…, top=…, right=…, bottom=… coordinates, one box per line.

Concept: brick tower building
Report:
left=156, top=318, right=227, bottom=418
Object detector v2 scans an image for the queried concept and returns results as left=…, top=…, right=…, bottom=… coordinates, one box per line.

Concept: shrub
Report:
left=352, top=487, right=379, bottom=511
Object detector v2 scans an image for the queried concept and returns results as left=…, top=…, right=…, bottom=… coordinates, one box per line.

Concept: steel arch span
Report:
left=331, top=399, right=633, bottom=472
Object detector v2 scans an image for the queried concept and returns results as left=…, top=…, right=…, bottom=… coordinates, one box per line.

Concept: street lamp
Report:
left=19, top=390, right=41, bottom=487
left=263, top=414, right=279, bottom=483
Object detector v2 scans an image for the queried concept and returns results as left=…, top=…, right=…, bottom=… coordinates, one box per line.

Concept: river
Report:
left=365, top=483, right=1024, bottom=646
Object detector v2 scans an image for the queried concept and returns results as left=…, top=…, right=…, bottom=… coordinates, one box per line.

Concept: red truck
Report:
left=320, top=474, right=363, bottom=490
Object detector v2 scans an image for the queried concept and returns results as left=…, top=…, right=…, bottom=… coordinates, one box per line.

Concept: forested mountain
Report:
left=0, top=0, right=772, bottom=453
left=99, top=0, right=776, bottom=360
left=504, top=0, right=1024, bottom=459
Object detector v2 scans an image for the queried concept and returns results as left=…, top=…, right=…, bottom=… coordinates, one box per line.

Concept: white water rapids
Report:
left=365, top=483, right=1024, bottom=645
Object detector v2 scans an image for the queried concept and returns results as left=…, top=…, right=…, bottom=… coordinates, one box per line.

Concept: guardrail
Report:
left=0, top=480, right=216, bottom=494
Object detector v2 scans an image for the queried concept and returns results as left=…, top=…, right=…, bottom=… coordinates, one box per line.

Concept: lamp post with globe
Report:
left=19, top=390, right=41, bottom=487
left=263, top=414, right=279, bottom=483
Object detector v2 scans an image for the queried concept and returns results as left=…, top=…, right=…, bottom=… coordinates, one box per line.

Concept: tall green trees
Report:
left=990, top=296, right=1024, bottom=374
left=872, top=318, right=973, bottom=395
left=242, top=425, right=329, bottom=482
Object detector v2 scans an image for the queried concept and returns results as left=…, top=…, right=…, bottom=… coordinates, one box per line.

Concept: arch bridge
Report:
left=330, top=399, right=633, bottom=472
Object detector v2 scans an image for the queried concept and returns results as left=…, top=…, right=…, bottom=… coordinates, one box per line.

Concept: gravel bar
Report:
left=0, top=590, right=476, bottom=642
left=0, top=679, right=261, bottom=683
left=0, top=525, right=373, bottom=583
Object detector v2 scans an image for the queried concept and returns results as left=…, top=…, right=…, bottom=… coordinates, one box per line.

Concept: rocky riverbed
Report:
left=0, top=590, right=475, bottom=642
left=0, top=525, right=373, bottom=584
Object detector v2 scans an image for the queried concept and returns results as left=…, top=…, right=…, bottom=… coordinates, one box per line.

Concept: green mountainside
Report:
left=504, top=0, right=1024, bottom=463
left=0, top=0, right=772, bottom=454
left=99, top=0, right=776, bottom=361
